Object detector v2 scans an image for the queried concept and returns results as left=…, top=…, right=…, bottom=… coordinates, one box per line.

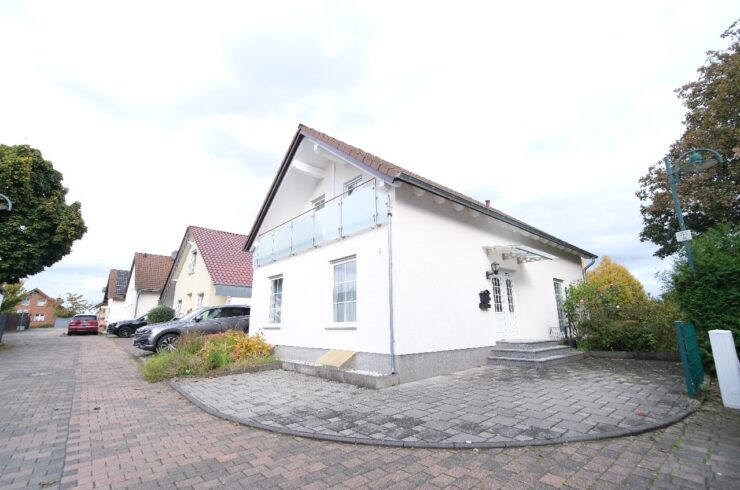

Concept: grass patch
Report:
left=139, top=331, right=276, bottom=382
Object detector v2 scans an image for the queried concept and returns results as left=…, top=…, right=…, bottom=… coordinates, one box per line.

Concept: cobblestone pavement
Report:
left=175, top=359, right=696, bottom=448
left=0, top=329, right=738, bottom=489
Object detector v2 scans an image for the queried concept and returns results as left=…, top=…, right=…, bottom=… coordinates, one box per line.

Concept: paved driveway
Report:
left=0, top=329, right=738, bottom=489
left=175, top=359, right=695, bottom=448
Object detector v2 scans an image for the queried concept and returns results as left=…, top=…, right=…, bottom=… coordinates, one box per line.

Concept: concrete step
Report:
left=488, top=345, right=574, bottom=360
left=486, top=351, right=585, bottom=368
left=494, top=339, right=561, bottom=350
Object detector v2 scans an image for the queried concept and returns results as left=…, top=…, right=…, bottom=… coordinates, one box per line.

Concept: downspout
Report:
left=386, top=207, right=397, bottom=375
left=582, top=257, right=597, bottom=279
left=134, top=291, right=140, bottom=317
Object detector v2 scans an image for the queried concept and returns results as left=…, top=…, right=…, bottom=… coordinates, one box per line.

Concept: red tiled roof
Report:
left=190, top=226, right=253, bottom=286
left=132, top=253, right=173, bottom=292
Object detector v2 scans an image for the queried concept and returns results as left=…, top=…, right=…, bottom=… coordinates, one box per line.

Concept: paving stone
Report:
left=1, top=329, right=739, bottom=489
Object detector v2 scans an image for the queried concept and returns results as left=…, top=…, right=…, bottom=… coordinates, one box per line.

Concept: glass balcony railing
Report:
left=254, top=179, right=389, bottom=266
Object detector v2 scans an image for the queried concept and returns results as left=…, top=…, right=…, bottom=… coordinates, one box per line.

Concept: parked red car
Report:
left=67, top=314, right=99, bottom=335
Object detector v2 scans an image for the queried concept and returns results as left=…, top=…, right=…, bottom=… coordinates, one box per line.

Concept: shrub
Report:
left=564, top=278, right=679, bottom=352
left=139, top=331, right=274, bottom=382
left=147, top=305, right=175, bottom=324
left=668, top=224, right=740, bottom=368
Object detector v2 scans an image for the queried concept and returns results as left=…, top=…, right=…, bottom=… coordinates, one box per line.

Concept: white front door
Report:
left=492, top=272, right=518, bottom=340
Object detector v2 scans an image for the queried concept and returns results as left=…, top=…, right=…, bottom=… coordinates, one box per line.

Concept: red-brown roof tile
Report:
left=132, top=253, right=173, bottom=293
left=190, top=226, right=253, bottom=287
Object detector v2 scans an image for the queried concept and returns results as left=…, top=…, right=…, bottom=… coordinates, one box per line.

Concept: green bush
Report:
left=669, top=224, right=740, bottom=368
left=564, top=280, right=679, bottom=352
left=147, top=305, right=175, bottom=324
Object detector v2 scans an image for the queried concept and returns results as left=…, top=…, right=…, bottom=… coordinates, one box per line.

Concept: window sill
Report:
left=325, top=325, right=357, bottom=331
left=262, top=326, right=281, bottom=330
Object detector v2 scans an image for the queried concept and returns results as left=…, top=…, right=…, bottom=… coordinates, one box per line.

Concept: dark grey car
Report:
left=132, top=305, right=250, bottom=352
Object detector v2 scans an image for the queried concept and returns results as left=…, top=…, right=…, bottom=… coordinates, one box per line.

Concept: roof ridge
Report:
left=190, top=225, right=248, bottom=238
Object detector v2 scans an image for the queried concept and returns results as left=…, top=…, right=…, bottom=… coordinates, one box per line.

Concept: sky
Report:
left=0, top=1, right=736, bottom=304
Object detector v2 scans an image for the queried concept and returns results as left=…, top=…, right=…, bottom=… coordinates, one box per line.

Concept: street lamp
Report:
left=0, top=192, right=11, bottom=212
left=663, top=148, right=724, bottom=268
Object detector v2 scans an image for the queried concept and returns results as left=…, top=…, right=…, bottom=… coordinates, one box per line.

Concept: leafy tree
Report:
left=147, top=305, right=175, bottom=324
left=0, top=280, right=28, bottom=313
left=54, top=293, right=92, bottom=317
left=586, top=256, right=648, bottom=306
left=637, top=20, right=739, bottom=258
left=0, top=145, right=87, bottom=283
left=668, top=224, right=739, bottom=367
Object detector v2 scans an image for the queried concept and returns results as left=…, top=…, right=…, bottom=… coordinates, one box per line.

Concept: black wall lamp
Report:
left=485, top=262, right=499, bottom=280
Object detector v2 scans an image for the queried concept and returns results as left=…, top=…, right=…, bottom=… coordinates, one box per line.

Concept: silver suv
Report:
left=132, top=305, right=250, bottom=352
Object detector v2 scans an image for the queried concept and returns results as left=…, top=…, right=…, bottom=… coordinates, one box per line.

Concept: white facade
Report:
left=107, top=298, right=127, bottom=323
left=123, top=268, right=160, bottom=319
left=248, top=129, right=594, bottom=381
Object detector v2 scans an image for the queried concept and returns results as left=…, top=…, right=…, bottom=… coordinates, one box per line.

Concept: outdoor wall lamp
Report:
left=485, top=262, right=499, bottom=279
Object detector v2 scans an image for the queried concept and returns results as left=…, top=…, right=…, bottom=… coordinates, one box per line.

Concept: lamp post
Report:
left=663, top=148, right=724, bottom=269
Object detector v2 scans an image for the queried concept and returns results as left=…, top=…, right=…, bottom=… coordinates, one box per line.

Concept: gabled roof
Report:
left=127, top=253, right=174, bottom=293
left=159, top=226, right=253, bottom=304
left=244, top=124, right=597, bottom=259
left=26, top=288, right=54, bottom=300
left=190, top=226, right=253, bottom=286
left=104, top=269, right=129, bottom=302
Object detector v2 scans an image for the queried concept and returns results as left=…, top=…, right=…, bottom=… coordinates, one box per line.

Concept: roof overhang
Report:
left=483, top=245, right=557, bottom=264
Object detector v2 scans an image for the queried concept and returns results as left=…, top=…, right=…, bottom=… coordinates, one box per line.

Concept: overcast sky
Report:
left=0, top=1, right=736, bottom=304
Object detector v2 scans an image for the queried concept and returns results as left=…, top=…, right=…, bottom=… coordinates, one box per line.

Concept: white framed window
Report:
left=332, top=257, right=357, bottom=323
left=37, top=298, right=47, bottom=306
left=269, top=276, right=283, bottom=324
left=176, top=299, right=182, bottom=316
left=492, top=277, right=503, bottom=313
left=188, top=249, right=197, bottom=274
left=196, top=293, right=204, bottom=308
left=22, top=297, right=30, bottom=306
left=34, top=313, right=45, bottom=322
left=344, top=175, right=362, bottom=195
left=553, top=279, right=568, bottom=331
left=312, top=194, right=325, bottom=210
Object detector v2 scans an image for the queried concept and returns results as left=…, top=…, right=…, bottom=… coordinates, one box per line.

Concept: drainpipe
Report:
left=386, top=208, right=397, bottom=375
left=582, top=257, right=597, bottom=279
left=134, top=291, right=141, bottom=317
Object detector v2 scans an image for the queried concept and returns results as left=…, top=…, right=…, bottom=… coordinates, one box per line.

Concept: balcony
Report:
left=254, top=179, right=390, bottom=267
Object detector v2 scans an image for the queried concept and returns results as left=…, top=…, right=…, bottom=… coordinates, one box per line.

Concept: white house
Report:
left=103, top=269, right=130, bottom=324
left=245, top=125, right=597, bottom=383
left=123, top=252, right=174, bottom=319
left=159, top=225, right=253, bottom=316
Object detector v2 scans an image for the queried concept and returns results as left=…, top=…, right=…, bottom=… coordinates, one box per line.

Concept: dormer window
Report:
left=188, top=249, right=197, bottom=274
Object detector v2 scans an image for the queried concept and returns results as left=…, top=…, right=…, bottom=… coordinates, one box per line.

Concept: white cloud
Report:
left=0, top=0, right=736, bottom=302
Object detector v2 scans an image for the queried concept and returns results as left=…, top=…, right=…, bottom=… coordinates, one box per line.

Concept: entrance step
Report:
left=487, top=339, right=583, bottom=368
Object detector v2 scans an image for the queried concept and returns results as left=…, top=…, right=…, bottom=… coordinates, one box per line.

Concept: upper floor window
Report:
left=188, top=250, right=197, bottom=274
left=344, top=175, right=362, bottom=195
left=332, top=257, right=356, bottom=323
left=269, top=276, right=283, bottom=324
left=37, top=298, right=47, bottom=306
left=22, top=297, right=30, bottom=306
left=312, top=194, right=325, bottom=210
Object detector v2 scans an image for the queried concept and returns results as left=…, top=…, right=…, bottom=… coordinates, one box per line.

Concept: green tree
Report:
left=54, top=293, right=92, bottom=317
left=0, top=280, right=28, bottom=313
left=637, top=20, right=739, bottom=258
left=586, top=256, right=648, bottom=306
left=0, top=145, right=87, bottom=283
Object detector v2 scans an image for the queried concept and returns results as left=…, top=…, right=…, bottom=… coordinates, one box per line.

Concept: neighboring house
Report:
left=160, top=226, right=253, bottom=316
left=15, top=288, right=58, bottom=327
left=244, top=125, right=597, bottom=383
left=124, top=253, right=174, bottom=319
left=101, top=269, right=130, bottom=324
